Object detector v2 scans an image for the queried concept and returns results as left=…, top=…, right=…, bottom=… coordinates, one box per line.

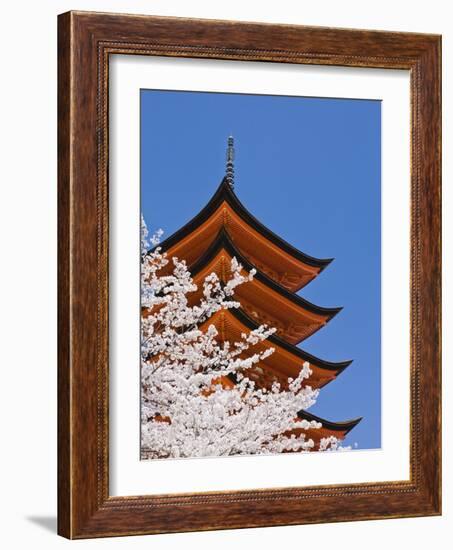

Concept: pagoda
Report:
left=153, top=137, right=361, bottom=450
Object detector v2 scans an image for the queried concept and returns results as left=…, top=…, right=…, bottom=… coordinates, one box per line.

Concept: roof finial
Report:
left=226, top=135, right=235, bottom=189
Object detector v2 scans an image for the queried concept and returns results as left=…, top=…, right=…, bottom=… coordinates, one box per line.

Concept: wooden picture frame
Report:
left=58, top=10, right=441, bottom=539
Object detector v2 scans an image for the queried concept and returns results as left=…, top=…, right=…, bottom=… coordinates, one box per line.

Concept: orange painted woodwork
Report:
left=189, top=229, right=341, bottom=345
left=199, top=309, right=350, bottom=391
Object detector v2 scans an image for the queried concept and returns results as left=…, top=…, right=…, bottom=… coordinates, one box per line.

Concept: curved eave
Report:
left=298, top=410, right=363, bottom=435
left=224, top=373, right=361, bottom=438
left=152, top=177, right=333, bottom=270
left=206, top=306, right=352, bottom=375
left=190, top=228, right=342, bottom=322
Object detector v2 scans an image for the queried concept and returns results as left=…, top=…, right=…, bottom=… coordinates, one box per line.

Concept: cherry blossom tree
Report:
left=140, top=216, right=342, bottom=459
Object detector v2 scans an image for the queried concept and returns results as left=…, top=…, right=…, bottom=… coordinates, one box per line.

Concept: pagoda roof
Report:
left=215, top=375, right=361, bottom=446
left=200, top=307, right=351, bottom=390
left=298, top=410, right=362, bottom=436
left=189, top=228, right=341, bottom=345
left=154, top=178, right=333, bottom=292
left=201, top=375, right=361, bottom=446
left=281, top=410, right=362, bottom=448
left=140, top=409, right=361, bottom=457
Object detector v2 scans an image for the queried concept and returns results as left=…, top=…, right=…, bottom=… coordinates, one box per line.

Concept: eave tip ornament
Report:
left=226, top=135, right=235, bottom=189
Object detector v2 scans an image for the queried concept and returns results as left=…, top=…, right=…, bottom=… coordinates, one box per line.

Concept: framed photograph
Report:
left=58, top=11, right=441, bottom=538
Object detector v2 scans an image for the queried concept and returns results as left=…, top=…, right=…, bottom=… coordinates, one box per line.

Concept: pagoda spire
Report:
left=225, top=135, right=235, bottom=189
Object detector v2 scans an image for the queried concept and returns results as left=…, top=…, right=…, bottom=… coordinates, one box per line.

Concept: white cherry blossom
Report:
left=140, top=216, right=343, bottom=459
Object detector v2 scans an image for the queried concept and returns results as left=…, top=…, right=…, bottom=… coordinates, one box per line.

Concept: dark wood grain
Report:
left=57, top=11, right=71, bottom=538
left=57, top=10, right=441, bottom=539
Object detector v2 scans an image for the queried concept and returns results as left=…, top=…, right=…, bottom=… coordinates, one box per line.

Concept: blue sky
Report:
left=141, top=89, right=381, bottom=450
